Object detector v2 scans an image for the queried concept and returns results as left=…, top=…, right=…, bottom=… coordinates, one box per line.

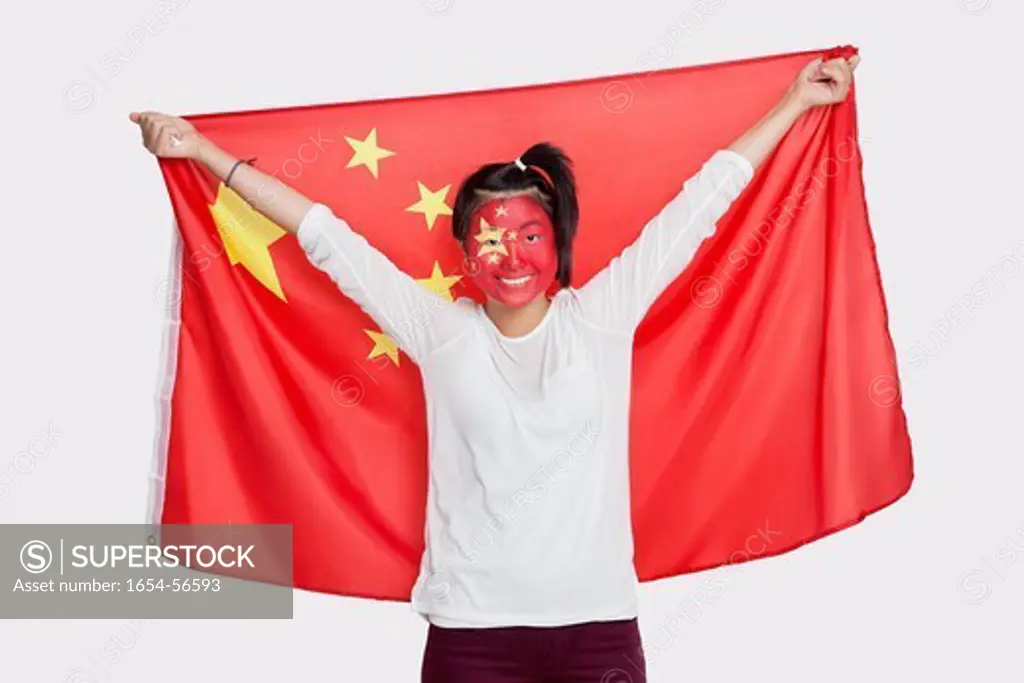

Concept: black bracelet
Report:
left=225, top=156, right=257, bottom=189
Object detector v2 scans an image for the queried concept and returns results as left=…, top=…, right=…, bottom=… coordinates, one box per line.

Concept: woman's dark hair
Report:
left=452, top=142, right=579, bottom=288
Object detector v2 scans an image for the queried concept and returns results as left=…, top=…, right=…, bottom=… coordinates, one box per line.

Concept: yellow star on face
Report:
left=485, top=253, right=502, bottom=264
left=495, top=204, right=509, bottom=217
left=505, top=229, right=518, bottom=241
left=406, top=182, right=453, bottom=231
left=474, top=218, right=507, bottom=258
left=364, top=329, right=400, bottom=366
left=416, top=262, right=462, bottom=302
left=208, top=183, right=288, bottom=301
left=344, top=128, right=395, bottom=179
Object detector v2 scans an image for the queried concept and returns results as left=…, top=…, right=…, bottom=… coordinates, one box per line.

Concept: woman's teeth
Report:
left=499, top=275, right=534, bottom=287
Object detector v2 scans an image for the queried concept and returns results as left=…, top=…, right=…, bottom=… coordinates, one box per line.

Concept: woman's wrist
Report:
left=776, top=92, right=809, bottom=121
left=193, top=135, right=219, bottom=165
left=191, top=137, right=246, bottom=187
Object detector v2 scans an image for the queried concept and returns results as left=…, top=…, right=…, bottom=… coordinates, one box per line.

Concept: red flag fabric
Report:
left=150, top=44, right=913, bottom=600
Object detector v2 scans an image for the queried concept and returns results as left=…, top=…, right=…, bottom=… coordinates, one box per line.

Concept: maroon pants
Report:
left=421, top=617, right=647, bottom=683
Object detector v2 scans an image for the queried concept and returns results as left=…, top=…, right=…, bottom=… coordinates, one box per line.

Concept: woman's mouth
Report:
left=497, top=274, right=535, bottom=288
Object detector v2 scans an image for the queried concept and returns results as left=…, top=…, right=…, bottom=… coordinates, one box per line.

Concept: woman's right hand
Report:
left=129, top=111, right=204, bottom=160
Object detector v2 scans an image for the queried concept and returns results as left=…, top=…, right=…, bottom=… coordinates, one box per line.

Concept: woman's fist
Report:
left=788, top=54, right=861, bottom=111
left=129, top=111, right=203, bottom=159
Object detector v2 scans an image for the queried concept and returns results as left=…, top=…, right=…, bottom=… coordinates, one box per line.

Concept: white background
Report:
left=2, top=0, right=1022, bottom=680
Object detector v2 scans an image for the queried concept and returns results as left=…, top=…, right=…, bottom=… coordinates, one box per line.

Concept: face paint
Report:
left=464, top=194, right=558, bottom=307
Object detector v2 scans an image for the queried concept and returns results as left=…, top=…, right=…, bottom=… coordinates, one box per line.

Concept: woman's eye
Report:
left=525, top=234, right=541, bottom=243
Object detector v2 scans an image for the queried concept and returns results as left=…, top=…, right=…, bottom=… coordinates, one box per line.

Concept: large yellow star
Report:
left=364, top=329, right=400, bottom=366
left=208, top=183, right=287, bottom=301
left=344, top=128, right=395, bottom=179
left=416, top=262, right=462, bottom=301
left=474, top=218, right=507, bottom=258
left=406, top=182, right=453, bottom=231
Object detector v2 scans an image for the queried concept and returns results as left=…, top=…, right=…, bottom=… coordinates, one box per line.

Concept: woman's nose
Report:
left=505, top=240, right=523, bottom=266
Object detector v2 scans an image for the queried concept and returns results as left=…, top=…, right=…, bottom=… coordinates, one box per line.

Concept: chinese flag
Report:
left=150, top=44, right=913, bottom=600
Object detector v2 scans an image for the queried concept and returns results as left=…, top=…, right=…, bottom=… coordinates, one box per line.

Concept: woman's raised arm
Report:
left=727, top=54, right=860, bottom=171
left=130, top=111, right=472, bottom=365
left=129, top=111, right=311, bottom=233
left=572, top=54, right=860, bottom=335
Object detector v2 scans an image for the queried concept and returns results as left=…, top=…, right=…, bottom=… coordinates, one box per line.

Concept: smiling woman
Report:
left=463, top=192, right=560, bottom=307
left=129, top=48, right=863, bottom=683
left=450, top=142, right=580, bottom=336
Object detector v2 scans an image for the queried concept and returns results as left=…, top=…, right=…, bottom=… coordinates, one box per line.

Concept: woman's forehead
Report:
left=469, top=193, right=551, bottom=228
left=472, top=187, right=551, bottom=211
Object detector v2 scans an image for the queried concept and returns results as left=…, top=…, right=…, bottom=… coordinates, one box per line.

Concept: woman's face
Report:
left=463, top=194, right=558, bottom=308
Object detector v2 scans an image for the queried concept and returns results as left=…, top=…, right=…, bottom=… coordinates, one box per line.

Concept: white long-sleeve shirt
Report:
left=297, top=149, right=754, bottom=628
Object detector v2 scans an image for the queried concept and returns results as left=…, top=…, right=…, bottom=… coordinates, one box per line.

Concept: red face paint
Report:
left=463, top=195, right=558, bottom=308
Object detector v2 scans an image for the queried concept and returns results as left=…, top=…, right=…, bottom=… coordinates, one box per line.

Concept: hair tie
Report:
left=512, top=154, right=554, bottom=188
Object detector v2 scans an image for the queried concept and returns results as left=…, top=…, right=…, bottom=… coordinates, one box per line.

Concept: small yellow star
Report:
left=485, top=253, right=502, bottom=264
left=495, top=204, right=509, bottom=217
left=505, top=229, right=518, bottom=241
left=474, top=218, right=507, bottom=257
left=416, top=262, right=462, bottom=302
left=406, top=182, right=453, bottom=231
left=344, top=128, right=395, bottom=179
left=364, top=329, right=400, bottom=366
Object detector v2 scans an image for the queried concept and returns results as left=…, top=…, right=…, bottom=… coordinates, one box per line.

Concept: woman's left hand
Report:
left=787, top=54, right=861, bottom=111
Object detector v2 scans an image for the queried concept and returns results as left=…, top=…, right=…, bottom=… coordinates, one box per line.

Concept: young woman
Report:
left=132, top=53, right=858, bottom=683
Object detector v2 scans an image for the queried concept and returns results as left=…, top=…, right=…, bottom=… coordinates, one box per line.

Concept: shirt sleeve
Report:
left=296, top=202, right=469, bottom=364
left=572, top=149, right=755, bottom=334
